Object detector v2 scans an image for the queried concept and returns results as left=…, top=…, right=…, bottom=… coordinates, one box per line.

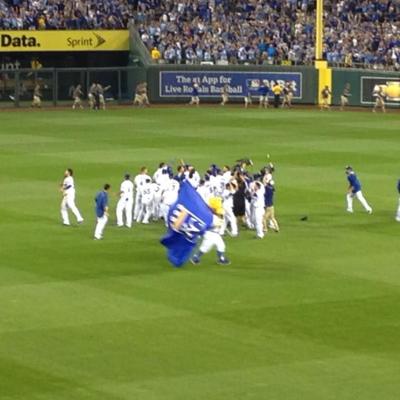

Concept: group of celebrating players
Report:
left=60, top=159, right=400, bottom=265
left=60, top=159, right=280, bottom=265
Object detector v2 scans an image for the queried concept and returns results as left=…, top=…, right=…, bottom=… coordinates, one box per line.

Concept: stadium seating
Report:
left=0, top=0, right=135, bottom=29
left=0, top=0, right=398, bottom=70
left=135, top=0, right=399, bottom=69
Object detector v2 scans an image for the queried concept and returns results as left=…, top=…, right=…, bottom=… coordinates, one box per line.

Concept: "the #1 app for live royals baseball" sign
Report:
left=160, top=71, right=303, bottom=98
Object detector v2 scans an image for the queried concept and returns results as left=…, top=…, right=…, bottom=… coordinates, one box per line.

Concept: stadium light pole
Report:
left=315, top=0, right=323, bottom=60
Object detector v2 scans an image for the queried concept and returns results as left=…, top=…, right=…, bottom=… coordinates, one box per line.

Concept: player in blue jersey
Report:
left=189, top=83, right=200, bottom=106
left=258, top=81, right=269, bottom=108
left=345, top=166, right=372, bottom=214
left=396, top=179, right=400, bottom=222
left=94, top=183, right=111, bottom=240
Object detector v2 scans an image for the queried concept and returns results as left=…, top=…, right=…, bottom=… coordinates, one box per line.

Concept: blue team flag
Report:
left=160, top=180, right=213, bottom=267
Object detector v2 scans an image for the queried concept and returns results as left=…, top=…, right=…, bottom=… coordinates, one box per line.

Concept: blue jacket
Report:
left=95, top=191, right=108, bottom=218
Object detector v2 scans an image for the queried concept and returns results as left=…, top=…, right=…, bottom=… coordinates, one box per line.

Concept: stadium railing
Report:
left=129, top=23, right=154, bottom=66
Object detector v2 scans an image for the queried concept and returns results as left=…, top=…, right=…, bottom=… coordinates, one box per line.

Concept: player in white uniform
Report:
left=221, top=165, right=232, bottom=186
left=197, top=179, right=213, bottom=204
left=116, top=173, right=134, bottom=228
left=133, top=167, right=151, bottom=222
left=150, top=182, right=162, bottom=220
left=137, top=178, right=154, bottom=224
left=186, top=166, right=201, bottom=189
left=190, top=197, right=230, bottom=265
left=250, top=181, right=265, bottom=238
left=153, top=163, right=170, bottom=189
left=220, top=182, right=238, bottom=237
left=60, top=168, right=84, bottom=226
left=211, top=173, right=224, bottom=197
left=160, top=178, right=180, bottom=226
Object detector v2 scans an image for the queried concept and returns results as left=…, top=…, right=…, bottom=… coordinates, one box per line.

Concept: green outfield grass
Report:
left=0, top=107, right=399, bottom=400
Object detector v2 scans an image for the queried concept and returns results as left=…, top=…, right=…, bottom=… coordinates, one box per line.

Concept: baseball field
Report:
left=0, top=106, right=399, bottom=400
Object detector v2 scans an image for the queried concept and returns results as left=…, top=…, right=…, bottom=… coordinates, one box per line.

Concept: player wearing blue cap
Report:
left=345, top=166, right=372, bottom=214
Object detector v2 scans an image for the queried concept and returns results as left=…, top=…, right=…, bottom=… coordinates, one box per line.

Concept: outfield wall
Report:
left=332, top=69, right=400, bottom=107
left=144, top=65, right=318, bottom=104
left=133, top=65, right=399, bottom=107
left=1, top=64, right=399, bottom=108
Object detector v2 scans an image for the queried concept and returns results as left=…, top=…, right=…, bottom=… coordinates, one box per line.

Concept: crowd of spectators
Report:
left=136, top=0, right=400, bottom=69
left=0, top=0, right=135, bottom=29
left=0, top=0, right=399, bottom=69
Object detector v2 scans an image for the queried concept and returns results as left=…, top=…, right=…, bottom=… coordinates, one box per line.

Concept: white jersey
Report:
left=134, top=173, right=151, bottom=191
left=153, top=168, right=170, bottom=188
left=140, top=181, right=154, bottom=204
left=197, top=183, right=213, bottom=204
left=162, top=179, right=179, bottom=206
left=210, top=175, right=224, bottom=196
left=153, top=167, right=163, bottom=183
left=63, top=176, right=75, bottom=196
left=222, top=171, right=232, bottom=185
left=252, top=185, right=265, bottom=208
left=151, top=183, right=162, bottom=199
left=186, top=171, right=201, bottom=189
left=222, top=188, right=235, bottom=209
left=120, top=179, right=134, bottom=200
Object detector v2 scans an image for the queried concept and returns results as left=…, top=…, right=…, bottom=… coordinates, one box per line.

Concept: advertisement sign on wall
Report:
left=0, top=30, right=129, bottom=52
left=361, top=76, right=400, bottom=104
left=160, top=71, right=303, bottom=99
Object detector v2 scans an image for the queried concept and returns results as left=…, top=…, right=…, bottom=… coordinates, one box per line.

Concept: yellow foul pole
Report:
left=315, top=0, right=332, bottom=105
left=315, top=0, right=323, bottom=60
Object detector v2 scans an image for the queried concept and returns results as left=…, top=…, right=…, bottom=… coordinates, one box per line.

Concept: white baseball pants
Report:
left=220, top=206, right=238, bottom=236
left=199, top=231, right=226, bottom=253
left=346, top=191, right=372, bottom=213
left=61, top=195, right=83, bottom=225
left=116, top=198, right=133, bottom=228
left=133, top=193, right=142, bottom=221
left=94, top=215, right=108, bottom=239
left=251, top=206, right=265, bottom=238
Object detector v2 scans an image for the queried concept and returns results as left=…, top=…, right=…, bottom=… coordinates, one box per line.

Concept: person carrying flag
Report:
left=191, top=197, right=230, bottom=265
